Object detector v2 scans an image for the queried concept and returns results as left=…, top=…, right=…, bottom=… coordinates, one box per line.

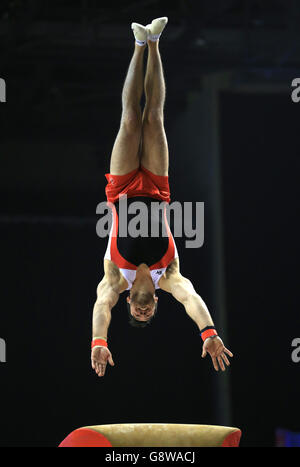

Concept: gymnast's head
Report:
left=127, top=289, right=158, bottom=328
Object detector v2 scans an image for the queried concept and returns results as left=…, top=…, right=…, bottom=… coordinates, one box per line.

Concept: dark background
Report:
left=0, top=0, right=299, bottom=447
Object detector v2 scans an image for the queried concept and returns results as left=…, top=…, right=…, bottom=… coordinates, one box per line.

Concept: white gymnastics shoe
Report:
left=131, top=22, right=148, bottom=46
left=146, top=17, right=168, bottom=41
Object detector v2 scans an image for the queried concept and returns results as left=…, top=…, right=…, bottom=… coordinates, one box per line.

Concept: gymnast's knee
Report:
left=121, top=109, right=142, bottom=134
left=143, top=108, right=164, bottom=128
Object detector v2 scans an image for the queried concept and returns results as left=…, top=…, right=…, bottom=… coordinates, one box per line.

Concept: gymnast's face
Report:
left=127, top=296, right=158, bottom=321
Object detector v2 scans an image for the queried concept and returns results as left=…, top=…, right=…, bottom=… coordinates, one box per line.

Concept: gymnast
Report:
left=91, top=18, right=233, bottom=377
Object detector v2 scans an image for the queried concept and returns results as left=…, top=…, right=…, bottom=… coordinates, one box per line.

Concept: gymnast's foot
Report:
left=131, top=22, right=148, bottom=46
left=146, top=17, right=168, bottom=42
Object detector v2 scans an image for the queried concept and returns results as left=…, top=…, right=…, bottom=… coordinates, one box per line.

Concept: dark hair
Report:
left=127, top=299, right=158, bottom=328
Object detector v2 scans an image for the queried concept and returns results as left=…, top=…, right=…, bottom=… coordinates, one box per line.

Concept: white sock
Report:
left=135, top=38, right=146, bottom=46
left=131, top=23, right=147, bottom=46
left=147, top=33, right=161, bottom=42
left=146, top=17, right=168, bottom=42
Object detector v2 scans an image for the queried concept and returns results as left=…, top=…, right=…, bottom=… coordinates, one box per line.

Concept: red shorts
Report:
left=105, top=165, right=171, bottom=204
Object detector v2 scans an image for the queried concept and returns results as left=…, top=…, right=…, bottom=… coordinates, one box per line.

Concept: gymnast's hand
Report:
left=91, top=346, right=115, bottom=377
left=201, top=336, right=233, bottom=372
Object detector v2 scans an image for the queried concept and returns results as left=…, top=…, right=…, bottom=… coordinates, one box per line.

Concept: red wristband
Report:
left=200, top=327, right=218, bottom=342
left=91, top=339, right=108, bottom=349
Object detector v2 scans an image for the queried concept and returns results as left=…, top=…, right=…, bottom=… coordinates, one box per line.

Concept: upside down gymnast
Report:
left=91, top=17, right=233, bottom=377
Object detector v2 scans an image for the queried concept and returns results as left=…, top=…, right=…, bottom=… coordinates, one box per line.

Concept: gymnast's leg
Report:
left=140, top=20, right=169, bottom=176
left=109, top=28, right=147, bottom=175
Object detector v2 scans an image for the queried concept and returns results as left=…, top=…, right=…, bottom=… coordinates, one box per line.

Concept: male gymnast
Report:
left=91, top=18, right=233, bottom=377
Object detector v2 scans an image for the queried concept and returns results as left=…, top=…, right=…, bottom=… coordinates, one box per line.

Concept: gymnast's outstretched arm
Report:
left=91, top=264, right=122, bottom=377
left=159, top=262, right=233, bottom=372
